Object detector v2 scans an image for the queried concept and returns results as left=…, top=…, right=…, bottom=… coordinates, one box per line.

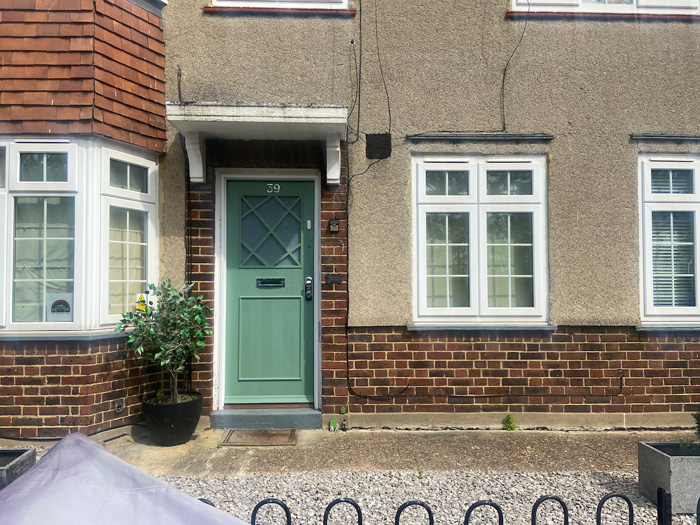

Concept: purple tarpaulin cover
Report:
left=0, top=432, right=248, bottom=525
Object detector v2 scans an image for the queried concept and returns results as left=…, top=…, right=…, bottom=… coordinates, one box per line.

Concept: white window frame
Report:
left=100, top=197, right=158, bottom=326
left=99, top=147, right=158, bottom=326
left=101, top=146, right=158, bottom=203
left=640, top=154, right=700, bottom=325
left=0, top=142, right=6, bottom=327
left=413, top=154, right=548, bottom=327
left=8, top=142, right=78, bottom=192
left=512, top=0, right=700, bottom=15
left=0, top=137, right=158, bottom=333
left=211, top=0, right=348, bottom=10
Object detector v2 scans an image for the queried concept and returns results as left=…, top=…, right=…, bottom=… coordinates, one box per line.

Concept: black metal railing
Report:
left=202, top=488, right=699, bottom=525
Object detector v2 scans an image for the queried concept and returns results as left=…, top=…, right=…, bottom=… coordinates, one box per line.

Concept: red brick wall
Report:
left=0, top=0, right=165, bottom=152
left=320, top=326, right=700, bottom=416
left=188, top=139, right=348, bottom=413
left=0, top=336, right=159, bottom=438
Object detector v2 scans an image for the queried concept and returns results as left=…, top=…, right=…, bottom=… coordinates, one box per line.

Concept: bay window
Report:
left=0, top=138, right=158, bottom=332
left=640, top=155, right=700, bottom=324
left=414, top=155, right=548, bottom=326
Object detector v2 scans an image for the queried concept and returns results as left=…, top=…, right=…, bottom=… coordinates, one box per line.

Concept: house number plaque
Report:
left=266, top=183, right=281, bottom=193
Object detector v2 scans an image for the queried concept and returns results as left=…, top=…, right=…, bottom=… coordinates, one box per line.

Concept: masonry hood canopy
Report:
left=167, top=102, right=347, bottom=184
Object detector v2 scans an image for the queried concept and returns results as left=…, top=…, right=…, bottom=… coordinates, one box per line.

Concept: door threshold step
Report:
left=210, top=408, right=321, bottom=430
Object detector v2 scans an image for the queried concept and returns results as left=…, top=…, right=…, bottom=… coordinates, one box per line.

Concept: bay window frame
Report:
left=413, top=154, right=548, bottom=327
left=0, top=143, right=6, bottom=327
left=0, top=137, right=158, bottom=334
left=100, top=147, right=158, bottom=327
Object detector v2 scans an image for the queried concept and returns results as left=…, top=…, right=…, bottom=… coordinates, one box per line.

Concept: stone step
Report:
left=210, top=408, right=321, bottom=430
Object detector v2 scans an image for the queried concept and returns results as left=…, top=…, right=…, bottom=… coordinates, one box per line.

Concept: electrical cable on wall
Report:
left=500, top=0, right=530, bottom=131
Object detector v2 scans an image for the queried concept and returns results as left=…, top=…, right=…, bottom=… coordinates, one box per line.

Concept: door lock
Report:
left=304, top=277, right=313, bottom=301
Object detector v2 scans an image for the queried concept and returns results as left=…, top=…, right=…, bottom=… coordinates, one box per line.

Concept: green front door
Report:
left=225, top=179, right=315, bottom=403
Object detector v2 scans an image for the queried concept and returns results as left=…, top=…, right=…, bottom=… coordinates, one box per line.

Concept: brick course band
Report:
left=320, top=326, right=700, bottom=416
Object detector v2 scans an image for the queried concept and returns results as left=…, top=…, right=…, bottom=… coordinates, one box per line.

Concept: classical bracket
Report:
left=326, top=136, right=341, bottom=185
left=182, top=132, right=205, bottom=183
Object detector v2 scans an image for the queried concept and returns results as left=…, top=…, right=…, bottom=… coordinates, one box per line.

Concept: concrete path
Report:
left=2, top=418, right=695, bottom=478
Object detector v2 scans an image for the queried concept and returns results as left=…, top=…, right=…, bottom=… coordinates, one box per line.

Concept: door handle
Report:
left=305, top=277, right=313, bottom=301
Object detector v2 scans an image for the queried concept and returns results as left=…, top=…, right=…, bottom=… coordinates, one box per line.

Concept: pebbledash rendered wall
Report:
left=160, top=1, right=700, bottom=428
left=324, top=3, right=700, bottom=427
left=0, top=0, right=166, bottom=438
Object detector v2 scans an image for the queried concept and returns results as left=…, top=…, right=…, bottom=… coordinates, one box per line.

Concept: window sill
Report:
left=507, top=11, right=700, bottom=21
left=0, top=330, right=128, bottom=342
left=204, top=6, right=356, bottom=16
left=636, top=325, right=700, bottom=332
left=408, top=324, right=557, bottom=332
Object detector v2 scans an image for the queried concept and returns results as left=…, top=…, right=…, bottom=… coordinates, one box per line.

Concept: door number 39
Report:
left=267, top=183, right=281, bottom=193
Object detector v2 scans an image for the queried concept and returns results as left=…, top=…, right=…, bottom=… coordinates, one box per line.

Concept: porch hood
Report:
left=167, top=103, right=347, bottom=184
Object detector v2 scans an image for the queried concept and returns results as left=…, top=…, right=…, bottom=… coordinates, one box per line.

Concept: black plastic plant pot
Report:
left=143, top=390, right=203, bottom=446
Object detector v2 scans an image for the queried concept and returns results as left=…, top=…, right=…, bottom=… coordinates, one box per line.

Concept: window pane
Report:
left=427, top=277, right=447, bottom=307
left=14, top=239, right=44, bottom=280
left=510, top=214, right=533, bottom=244
left=425, top=171, right=445, bottom=195
left=487, top=212, right=534, bottom=308
left=488, top=277, right=510, bottom=307
left=426, top=246, right=446, bottom=276
left=487, top=214, right=509, bottom=243
left=128, top=210, right=146, bottom=243
left=46, top=198, right=75, bottom=238
left=110, top=159, right=148, bottom=193
left=426, top=214, right=446, bottom=244
left=425, top=212, right=469, bottom=309
left=13, top=197, right=75, bottom=322
left=512, top=277, right=534, bottom=307
left=46, top=239, right=74, bottom=279
left=487, top=171, right=509, bottom=195
left=109, top=207, right=148, bottom=315
left=487, top=245, right=509, bottom=275
left=583, top=0, right=632, bottom=3
left=510, top=171, right=533, bottom=195
left=20, top=153, right=68, bottom=182
left=13, top=281, right=43, bottom=322
left=449, top=245, right=469, bottom=275
left=447, top=171, right=468, bottom=195
left=20, top=153, right=44, bottom=182
left=652, top=211, right=696, bottom=307
left=15, top=198, right=44, bottom=238
left=447, top=213, right=468, bottom=244
left=0, top=147, right=6, bottom=188
left=109, top=282, right=127, bottom=315
left=46, top=154, right=68, bottom=182
left=449, top=277, right=469, bottom=307
left=487, top=171, right=533, bottom=196
left=652, top=169, right=693, bottom=194
left=109, top=207, right=128, bottom=241
left=110, top=159, right=129, bottom=189
left=130, top=165, right=148, bottom=193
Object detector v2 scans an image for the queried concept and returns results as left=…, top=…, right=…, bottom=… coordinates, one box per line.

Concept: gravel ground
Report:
left=162, top=470, right=696, bottom=525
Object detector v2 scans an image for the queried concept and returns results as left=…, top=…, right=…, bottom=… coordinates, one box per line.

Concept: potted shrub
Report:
left=638, top=409, right=700, bottom=513
left=116, top=280, right=212, bottom=446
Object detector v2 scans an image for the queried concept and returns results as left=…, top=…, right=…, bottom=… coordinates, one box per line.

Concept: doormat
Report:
left=221, top=429, right=297, bottom=447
